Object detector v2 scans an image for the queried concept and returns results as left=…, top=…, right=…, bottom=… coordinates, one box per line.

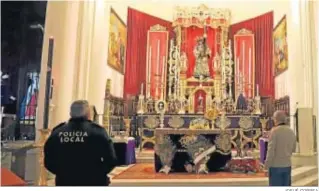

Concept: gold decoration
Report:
left=236, top=28, right=253, bottom=35
left=34, top=129, right=52, bottom=186
left=189, top=118, right=210, bottom=130
left=179, top=135, right=198, bottom=148
left=103, top=79, right=111, bottom=132
left=239, top=117, right=254, bottom=131
left=168, top=116, right=185, bottom=129
left=205, top=108, right=218, bottom=120
left=156, top=128, right=225, bottom=135
left=260, top=118, right=268, bottom=131
left=144, top=116, right=159, bottom=129
left=141, top=134, right=155, bottom=150
left=150, top=24, right=167, bottom=31
left=173, top=4, right=231, bottom=28
left=123, top=118, right=131, bottom=136
left=215, top=131, right=232, bottom=155
left=215, top=114, right=231, bottom=130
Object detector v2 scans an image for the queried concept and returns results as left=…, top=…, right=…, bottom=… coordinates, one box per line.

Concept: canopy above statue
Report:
left=172, top=4, right=231, bottom=29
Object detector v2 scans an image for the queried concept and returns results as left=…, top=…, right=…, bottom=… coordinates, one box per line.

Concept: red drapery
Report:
left=229, top=11, right=274, bottom=98
left=124, top=8, right=173, bottom=99
left=181, top=27, right=217, bottom=78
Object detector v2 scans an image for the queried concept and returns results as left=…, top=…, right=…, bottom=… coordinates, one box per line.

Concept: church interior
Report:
left=1, top=0, right=319, bottom=187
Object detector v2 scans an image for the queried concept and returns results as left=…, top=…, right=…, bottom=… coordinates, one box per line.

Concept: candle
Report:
left=257, top=84, right=259, bottom=96
left=141, top=83, right=144, bottom=95
left=236, top=57, right=240, bottom=84
left=248, top=48, right=251, bottom=97
left=161, top=56, right=165, bottom=99
left=156, top=40, right=160, bottom=75
left=148, top=46, right=152, bottom=98
left=162, top=57, right=165, bottom=85
left=242, top=41, right=245, bottom=76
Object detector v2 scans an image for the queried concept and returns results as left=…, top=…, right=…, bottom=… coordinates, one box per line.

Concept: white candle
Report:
left=257, top=84, right=259, bottom=96
left=148, top=46, right=152, bottom=98
left=248, top=48, right=251, bottom=97
left=141, top=83, right=144, bottom=95
left=162, top=56, right=165, bottom=86
left=236, top=57, right=240, bottom=84
left=148, top=47, right=152, bottom=83
left=242, top=41, right=245, bottom=76
left=161, top=56, right=166, bottom=99
left=156, top=40, right=160, bottom=75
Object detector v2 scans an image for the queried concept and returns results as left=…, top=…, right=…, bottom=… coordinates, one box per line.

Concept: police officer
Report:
left=44, top=100, right=117, bottom=186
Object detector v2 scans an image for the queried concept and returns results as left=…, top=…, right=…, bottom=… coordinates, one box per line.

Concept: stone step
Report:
left=136, top=156, right=154, bottom=164
left=293, top=174, right=318, bottom=186
left=291, top=166, right=318, bottom=183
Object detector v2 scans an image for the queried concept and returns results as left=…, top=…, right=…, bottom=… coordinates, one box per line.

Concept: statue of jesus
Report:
left=193, top=37, right=211, bottom=79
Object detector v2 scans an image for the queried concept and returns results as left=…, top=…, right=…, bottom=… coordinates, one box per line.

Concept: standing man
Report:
left=44, top=100, right=117, bottom=186
left=265, top=110, right=296, bottom=186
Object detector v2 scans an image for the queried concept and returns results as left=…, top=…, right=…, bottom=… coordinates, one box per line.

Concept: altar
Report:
left=154, top=128, right=232, bottom=174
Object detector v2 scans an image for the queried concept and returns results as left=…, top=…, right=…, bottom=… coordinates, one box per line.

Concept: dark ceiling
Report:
left=1, top=1, right=47, bottom=68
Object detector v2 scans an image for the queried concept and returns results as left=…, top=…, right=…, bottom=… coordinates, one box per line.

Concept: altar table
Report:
left=154, top=128, right=232, bottom=173
left=134, top=114, right=265, bottom=151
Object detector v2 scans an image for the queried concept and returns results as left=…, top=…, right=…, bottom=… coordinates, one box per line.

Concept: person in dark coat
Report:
left=44, top=100, right=117, bottom=186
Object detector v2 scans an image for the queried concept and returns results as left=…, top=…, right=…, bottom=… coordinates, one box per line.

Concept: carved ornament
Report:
left=150, top=24, right=167, bottom=31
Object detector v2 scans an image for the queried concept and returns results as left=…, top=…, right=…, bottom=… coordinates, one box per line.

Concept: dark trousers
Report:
left=268, top=167, right=292, bottom=186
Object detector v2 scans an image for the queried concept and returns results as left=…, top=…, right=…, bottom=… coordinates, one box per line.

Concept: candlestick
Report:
left=249, top=48, right=251, bottom=97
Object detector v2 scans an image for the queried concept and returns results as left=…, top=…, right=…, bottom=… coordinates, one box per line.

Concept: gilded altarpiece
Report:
left=146, top=25, right=169, bottom=100
left=234, top=29, right=256, bottom=99
left=172, top=5, right=231, bottom=114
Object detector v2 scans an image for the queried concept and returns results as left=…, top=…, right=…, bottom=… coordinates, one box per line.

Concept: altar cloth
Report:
left=259, top=138, right=268, bottom=164
left=113, top=137, right=136, bottom=166
left=154, top=129, right=232, bottom=173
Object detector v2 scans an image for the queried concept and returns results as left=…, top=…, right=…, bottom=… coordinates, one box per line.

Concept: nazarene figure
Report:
left=193, top=37, right=211, bottom=79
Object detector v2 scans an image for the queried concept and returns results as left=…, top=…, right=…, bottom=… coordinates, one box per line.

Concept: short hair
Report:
left=70, top=100, right=90, bottom=118
left=273, top=110, right=287, bottom=124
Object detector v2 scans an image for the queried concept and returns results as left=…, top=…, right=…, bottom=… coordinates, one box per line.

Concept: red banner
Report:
left=146, top=29, right=169, bottom=100
left=234, top=29, right=255, bottom=99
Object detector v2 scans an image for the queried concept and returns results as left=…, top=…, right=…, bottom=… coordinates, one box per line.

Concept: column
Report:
left=291, top=0, right=317, bottom=155
left=36, top=1, right=81, bottom=140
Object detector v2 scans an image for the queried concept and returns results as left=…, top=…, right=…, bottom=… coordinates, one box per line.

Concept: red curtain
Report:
left=124, top=8, right=173, bottom=99
left=181, top=27, right=217, bottom=78
left=229, top=11, right=274, bottom=98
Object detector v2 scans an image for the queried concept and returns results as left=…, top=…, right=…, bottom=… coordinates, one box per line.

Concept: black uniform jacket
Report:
left=44, top=118, right=117, bottom=186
